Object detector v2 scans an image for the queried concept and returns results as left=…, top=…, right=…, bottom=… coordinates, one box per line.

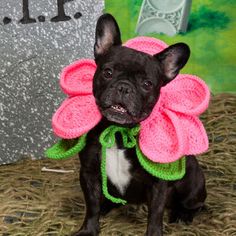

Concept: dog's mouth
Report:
left=101, top=104, right=136, bottom=124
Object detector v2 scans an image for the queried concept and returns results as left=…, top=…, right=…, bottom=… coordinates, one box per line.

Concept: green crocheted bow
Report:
left=45, top=125, right=186, bottom=205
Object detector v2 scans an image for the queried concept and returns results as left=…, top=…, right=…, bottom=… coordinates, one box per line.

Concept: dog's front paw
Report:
left=72, top=229, right=97, bottom=236
left=144, top=229, right=162, bottom=236
left=169, top=208, right=195, bottom=224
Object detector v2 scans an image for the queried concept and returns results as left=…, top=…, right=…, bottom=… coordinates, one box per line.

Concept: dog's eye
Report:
left=142, top=80, right=153, bottom=91
left=103, top=68, right=113, bottom=79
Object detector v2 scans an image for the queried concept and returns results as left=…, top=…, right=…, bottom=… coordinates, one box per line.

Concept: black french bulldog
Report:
left=73, top=14, right=206, bottom=236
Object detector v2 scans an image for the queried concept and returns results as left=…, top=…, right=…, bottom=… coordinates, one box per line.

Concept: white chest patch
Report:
left=105, top=143, right=132, bottom=195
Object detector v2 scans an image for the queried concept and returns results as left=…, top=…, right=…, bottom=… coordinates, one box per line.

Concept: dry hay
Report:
left=0, top=94, right=235, bottom=236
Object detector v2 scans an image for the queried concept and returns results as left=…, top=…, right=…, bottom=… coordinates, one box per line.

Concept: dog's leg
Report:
left=169, top=155, right=207, bottom=224
left=73, top=167, right=102, bottom=236
left=145, top=180, right=168, bottom=236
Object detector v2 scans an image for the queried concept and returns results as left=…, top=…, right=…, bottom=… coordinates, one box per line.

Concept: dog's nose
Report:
left=117, top=83, right=132, bottom=95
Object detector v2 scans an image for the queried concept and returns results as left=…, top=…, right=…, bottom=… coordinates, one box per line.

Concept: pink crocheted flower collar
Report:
left=52, top=36, right=210, bottom=164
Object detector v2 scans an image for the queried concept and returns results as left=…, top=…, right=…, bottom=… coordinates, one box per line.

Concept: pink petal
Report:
left=52, top=95, right=102, bottom=139
left=124, top=36, right=168, bottom=55
left=161, top=74, right=210, bottom=116
left=139, top=109, right=184, bottom=163
left=176, top=113, right=209, bottom=155
left=60, top=59, right=96, bottom=96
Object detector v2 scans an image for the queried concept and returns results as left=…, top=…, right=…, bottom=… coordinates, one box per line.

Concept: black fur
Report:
left=72, top=14, right=206, bottom=236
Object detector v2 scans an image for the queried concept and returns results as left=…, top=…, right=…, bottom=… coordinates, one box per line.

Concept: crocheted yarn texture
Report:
left=46, top=125, right=186, bottom=204
left=51, top=36, right=210, bottom=164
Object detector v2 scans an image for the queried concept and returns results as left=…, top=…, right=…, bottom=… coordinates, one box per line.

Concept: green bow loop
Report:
left=99, top=125, right=140, bottom=149
left=99, top=125, right=117, bottom=148
left=125, top=126, right=140, bottom=148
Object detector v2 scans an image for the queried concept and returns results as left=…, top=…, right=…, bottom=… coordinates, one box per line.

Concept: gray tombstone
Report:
left=0, top=0, right=104, bottom=164
left=136, top=0, right=192, bottom=36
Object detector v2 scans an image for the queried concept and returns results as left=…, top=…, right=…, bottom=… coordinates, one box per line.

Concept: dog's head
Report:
left=93, top=14, right=190, bottom=125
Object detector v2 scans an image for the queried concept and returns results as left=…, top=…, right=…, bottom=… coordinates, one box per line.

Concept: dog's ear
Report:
left=94, top=13, right=122, bottom=59
left=154, top=43, right=190, bottom=85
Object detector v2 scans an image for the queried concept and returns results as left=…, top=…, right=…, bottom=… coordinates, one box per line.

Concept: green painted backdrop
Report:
left=105, top=0, right=236, bottom=93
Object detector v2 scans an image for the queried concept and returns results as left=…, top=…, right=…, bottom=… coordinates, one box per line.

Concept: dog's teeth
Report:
left=111, top=105, right=127, bottom=113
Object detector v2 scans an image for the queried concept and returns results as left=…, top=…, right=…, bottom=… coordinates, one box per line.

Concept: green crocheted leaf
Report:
left=45, top=134, right=87, bottom=159
left=136, top=146, right=186, bottom=181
